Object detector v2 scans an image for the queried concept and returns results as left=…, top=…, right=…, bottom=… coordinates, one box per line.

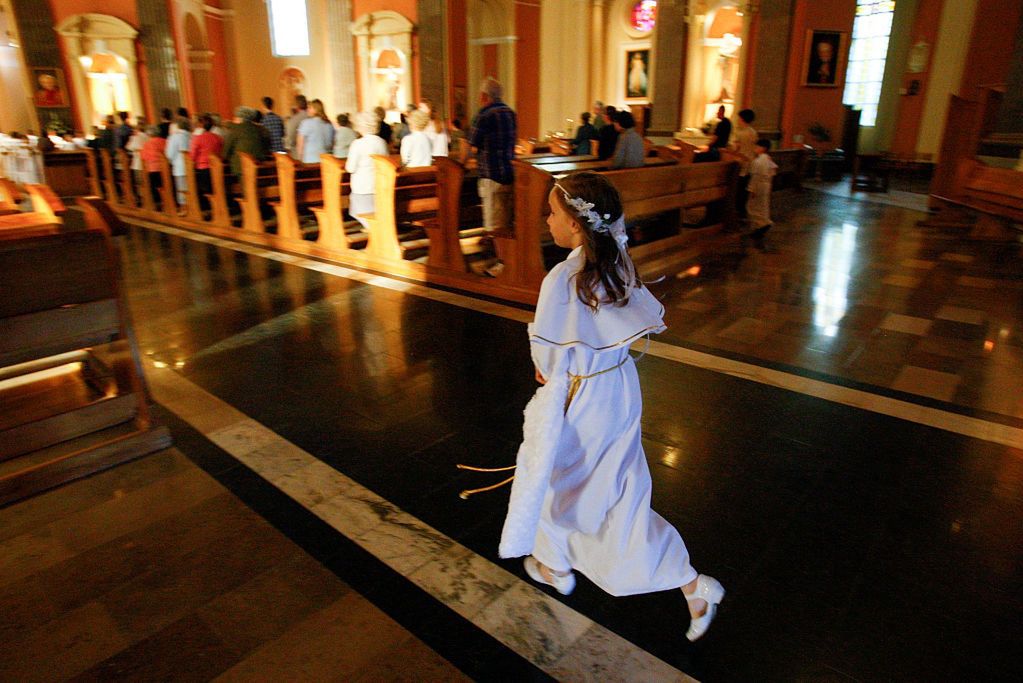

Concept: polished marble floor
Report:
left=2, top=190, right=1022, bottom=681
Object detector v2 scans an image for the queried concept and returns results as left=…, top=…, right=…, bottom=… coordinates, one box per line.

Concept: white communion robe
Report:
left=747, top=152, right=778, bottom=229
left=499, top=247, right=699, bottom=596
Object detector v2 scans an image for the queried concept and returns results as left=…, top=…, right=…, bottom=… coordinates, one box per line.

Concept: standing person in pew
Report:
left=140, top=126, right=167, bottom=208
left=223, top=106, right=271, bottom=178
left=747, top=138, right=778, bottom=250
left=374, top=106, right=394, bottom=149
left=694, top=105, right=731, bottom=163
left=596, top=106, right=618, bottom=161
left=345, top=111, right=389, bottom=230
left=610, top=111, right=644, bottom=169
left=731, top=109, right=757, bottom=221
left=400, top=110, right=434, bottom=169
left=333, top=113, right=356, bottom=159
left=591, top=100, right=606, bottom=130
left=469, top=77, right=516, bottom=277
left=125, top=120, right=150, bottom=203
left=260, top=97, right=286, bottom=153
left=285, top=95, right=309, bottom=159
left=190, top=114, right=223, bottom=213
left=165, top=117, right=193, bottom=214
left=493, top=171, right=724, bottom=642
left=158, top=108, right=172, bottom=139
left=296, top=99, right=335, bottom=164
left=418, top=98, right=450, bottom=157
left=571, top=112, right=598, bottom=155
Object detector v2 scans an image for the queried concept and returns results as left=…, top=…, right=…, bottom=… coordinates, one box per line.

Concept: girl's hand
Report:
left=534, top=367, right=547, bottom=385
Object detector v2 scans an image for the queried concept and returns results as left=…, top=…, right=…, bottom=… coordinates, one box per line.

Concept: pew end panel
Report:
left=0, top=227, right=170, bottom=506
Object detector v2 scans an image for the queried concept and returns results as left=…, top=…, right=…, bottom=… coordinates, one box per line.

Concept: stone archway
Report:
left=56, top=13, right=143, bottom=131
left=352, top=11, right=414, bottom=122
left=278, top=67, right=307, bottom=115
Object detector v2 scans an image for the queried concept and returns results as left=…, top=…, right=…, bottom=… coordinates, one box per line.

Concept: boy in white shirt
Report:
left=747, top=138, right=778, bottom=249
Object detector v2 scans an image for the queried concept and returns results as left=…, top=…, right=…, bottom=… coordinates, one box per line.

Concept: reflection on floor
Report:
left=1, top=188, right=1022, bottom=681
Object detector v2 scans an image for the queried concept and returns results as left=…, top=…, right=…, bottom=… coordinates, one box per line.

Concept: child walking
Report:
left=747, top=138, right=778, bottom=247
left=497, top=172, right=724, bottom=642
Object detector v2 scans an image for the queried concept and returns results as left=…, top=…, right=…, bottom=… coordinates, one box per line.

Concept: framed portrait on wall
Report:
left=625, top=48, right=650, bottom=100
left=802, top=30, right=847, bottom=87
left=32, top=67, right=69, bottom=108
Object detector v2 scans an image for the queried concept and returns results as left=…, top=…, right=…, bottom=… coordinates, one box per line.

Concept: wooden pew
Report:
left=116, top=149, right=136, bottom=208
left=421, top=157, right=486, bottom=271
left=526, top=154, right=598, bottom=166
left=25, top=183, right=66, bottom=220
left=270, top=154, right=324, bottom=241
left=311, top=155, right=357, bottom=251
left=84, top=148, right=103, bottom=198
left=535, top=156, right=676, bottom=175
left=237, top=152, right=278, bottom=234
left=42, top=150, right=92, bottom=197
left=77, top=195, right=129, bottom=236
left=0, top=223, right=170, bottom=505
left=207, top=155, right=232, bottom=228
left=0, top=177, right=22, bottom=214
left=157, top=155, right=176, bottom=218
left=99, top=149, right=118, bottom=204
left=928, top=159, right=1023, bottom=239
left=363, top=155, right=438, bottom=260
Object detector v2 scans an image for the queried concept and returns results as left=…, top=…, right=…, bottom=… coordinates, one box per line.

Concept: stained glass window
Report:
left=842, top=0, right=896, bottom=126
left=631, top=0, right=658, bottom=33
left=268, top=0, right=310, bottom=57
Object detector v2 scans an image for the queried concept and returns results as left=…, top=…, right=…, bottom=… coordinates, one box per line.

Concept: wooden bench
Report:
left=0, top=177, right=22, bottom=214
left=363, top=156, right=440, bottom=260
left=237, top=153, right=279, bottom=233
left=84, top=148, right=103, bottom=197
left=311, top=155, right=358, bottom=251
left=207, top=155, right=233, bottom=228
left=270, top=154, right=324, bottom=241
left=98, top=149, right=119, bottom=205
left=419, top=157, right=486, bottom=271
left=116, top=149, right=136, bottom=208
left=42, top=150, right=92, bottom=197
left=0, top=219, right=170, bottom=506
left=928, top=159, right=1023, bottom=239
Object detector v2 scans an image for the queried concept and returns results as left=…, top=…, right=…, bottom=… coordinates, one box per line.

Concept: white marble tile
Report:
left=273, top=460, right=354, bottom=508
left=549, top=623, right=693, bottom=683
left=935, top=305, right=986, bottom=325
left=475, top=580, right=593, bottom=668
left=206, top=420, right=281, bottom=458
left=311, top=485, right=400, bottom=538
left=892, top=365, right=960, bottom=402
left=236, top=439, right=316, bottom=481
left=879, top=313, right=932, bottom=336
left=355, top=509, right=458, bottom=576
left=408, top=545, right=515, bottom=621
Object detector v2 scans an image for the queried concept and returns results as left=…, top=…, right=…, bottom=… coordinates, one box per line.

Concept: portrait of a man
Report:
left=803, top=30, right=846, bottom=87
left=33, top=69, right=67, bottom=107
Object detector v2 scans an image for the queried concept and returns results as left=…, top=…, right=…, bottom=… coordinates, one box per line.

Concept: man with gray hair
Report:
left=592, top=99, right=606, bottom=130
left=223, top=105, right=271, bottom=177
left=469, top=77, right=516, bottom=276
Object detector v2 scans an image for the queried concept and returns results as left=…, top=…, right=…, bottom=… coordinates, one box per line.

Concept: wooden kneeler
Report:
left=0, top=220, right=170, bottom=507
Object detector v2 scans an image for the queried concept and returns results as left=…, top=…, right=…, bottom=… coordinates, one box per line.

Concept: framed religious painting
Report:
left=32, top=67, right=69, bottom=108
left=802, top=30, right=847, bottom=87
left=624, top=48, right=650, bottom=100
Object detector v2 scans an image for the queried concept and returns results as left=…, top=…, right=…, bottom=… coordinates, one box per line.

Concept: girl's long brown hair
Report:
left=553, top=172, right=636, bottom=311
left=309, top=99, right=329, bottom=123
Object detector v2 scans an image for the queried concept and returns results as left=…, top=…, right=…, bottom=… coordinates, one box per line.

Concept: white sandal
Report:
left=524, top=556, right=576, bottom=595
left=684, top=574, right=725, bottom=641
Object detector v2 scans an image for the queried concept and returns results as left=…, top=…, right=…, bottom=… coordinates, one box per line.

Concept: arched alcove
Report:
left=467, top=0, right=516, bottom=109
left=55, top=13, right=143, bottom=131
left=352, top=11, right=414, bottom=121
left=278, top=67, right=307, bottom=113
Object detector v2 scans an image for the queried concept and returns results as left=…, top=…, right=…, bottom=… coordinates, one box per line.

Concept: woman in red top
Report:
left=189, top=114, right=224, bottom=212
left=139, top=126, right=168, bottom=209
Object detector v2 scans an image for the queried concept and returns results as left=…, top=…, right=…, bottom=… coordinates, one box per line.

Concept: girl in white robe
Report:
left=496, top=172, right=725, bottom=641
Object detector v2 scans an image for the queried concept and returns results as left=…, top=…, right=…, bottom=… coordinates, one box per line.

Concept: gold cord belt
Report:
left=457, top=354, right=631, bottom=500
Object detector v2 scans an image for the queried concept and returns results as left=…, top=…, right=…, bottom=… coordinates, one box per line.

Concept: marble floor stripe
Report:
left=145, top=361, right=695, bottom=683
left=125, top=218, right=1023, bottom=451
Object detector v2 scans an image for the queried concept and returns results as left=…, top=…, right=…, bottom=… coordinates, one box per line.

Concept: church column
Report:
left=417, top=0, right=447, bottom=116
left=515, top=0, right=541, bottom=138
left=590, top=0, right=606, bottom=106
left=327, top=0, right=358, bottom=114
left=742, top=0, right=795, bottom=139
left=648, top=0, right=688, bottom=135
left=9, top=0, right=68, bottom=132
left=137, top=0, right=184, bottom=113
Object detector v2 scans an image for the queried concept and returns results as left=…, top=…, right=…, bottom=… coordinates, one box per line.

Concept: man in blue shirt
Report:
left=469, top=78, right=516, bottom=241
left=261, top=97, right=286, bottom=154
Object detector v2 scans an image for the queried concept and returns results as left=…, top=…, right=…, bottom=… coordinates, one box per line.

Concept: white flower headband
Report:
left=554, top=184, right=629, bottom=248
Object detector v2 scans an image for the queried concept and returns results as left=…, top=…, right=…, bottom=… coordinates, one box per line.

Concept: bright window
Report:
left=631, top=1, right=658, bottom=33
left=268, top=0, right=310, bottom=57
left=843, top=0, right=896, bottom=126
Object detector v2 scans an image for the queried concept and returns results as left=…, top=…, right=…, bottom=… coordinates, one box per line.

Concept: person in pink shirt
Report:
left=189, top=114, right=224, bottom=212
left=139, top=126, right=167, bottom=209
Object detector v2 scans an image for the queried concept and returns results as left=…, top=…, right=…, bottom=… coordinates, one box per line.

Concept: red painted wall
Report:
left=959, top=0, right=1023, bottom=100
left=780, top=0, right=856, bottom=149
left=206, top=14, right=234, bottom=117
left=889, top=0, right=945, bottom=157
left=352, top=0, right=416, bottom=22
left=48, top=0, right=137, bottom=27
left=515, top=0, right=540, bottom=139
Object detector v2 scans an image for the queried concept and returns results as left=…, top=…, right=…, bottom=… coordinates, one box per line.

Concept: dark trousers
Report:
left=195, top=168, right=212, bottom=212
left=148, top=171, right=162, bottom=208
